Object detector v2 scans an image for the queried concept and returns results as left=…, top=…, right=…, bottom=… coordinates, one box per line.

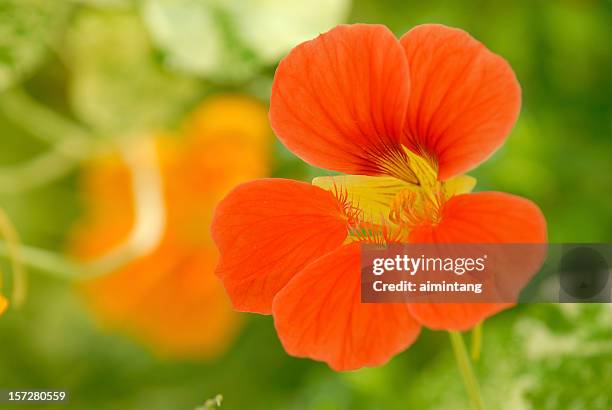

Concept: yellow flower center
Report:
left=313, top=146, right=476, bottom=243
left=389, top=187, right=444, bottom=228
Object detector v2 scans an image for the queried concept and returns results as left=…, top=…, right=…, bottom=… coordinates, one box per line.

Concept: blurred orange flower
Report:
left=0, top=294, right=7, bottom=316
left=70, top=95, right=271, bottom=359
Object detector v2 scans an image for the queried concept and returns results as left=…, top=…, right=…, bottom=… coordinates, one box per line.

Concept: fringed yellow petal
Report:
left=443, top=175, right=477, bottom=197
left=403, top=146, right=438, bottom=189
left=312, top=175, right=408, bottom=224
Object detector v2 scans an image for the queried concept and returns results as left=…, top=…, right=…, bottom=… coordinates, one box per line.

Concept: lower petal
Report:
left=211, top=179, right=349, bottom=314
left=408, top=192, right=547, bottom=330
left=272, top=242, right=421, bottom=371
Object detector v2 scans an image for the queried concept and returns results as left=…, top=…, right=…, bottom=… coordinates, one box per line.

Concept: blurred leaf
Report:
left=66, top=9, right=201, bottom=135
left=79, top=0, right=133, bottom=8
left=142, top=0, right=258, bottom=82
left=0, top=0, right=69, bottom=92
left=142, top=0, right=223, bottom=76
left=226, top=0, right=351, bottom=63
left=401, top=305, right=612, bottom=410
left=142, top=0, right=350, bottom=81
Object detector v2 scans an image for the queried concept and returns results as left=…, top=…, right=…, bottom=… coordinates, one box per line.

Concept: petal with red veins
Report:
left=408, top=192, right=547, bottom=330
left=211, top=179, right=349, bottom=314
left=273, top=242, right=421, bottom=371
left=400, top=24, right=521, bottom=180
left=270, top=24, right=411, bottom=177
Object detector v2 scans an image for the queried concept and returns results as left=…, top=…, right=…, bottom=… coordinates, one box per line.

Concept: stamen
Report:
left=328, top=181, right=404, bottom=244
left=348, top=217, right=406, bottom=245
left=325, top=144, right=462, bottom=243
left=329, top=180, right=363, bottom=228
left=389, top=187, right=444, bottom=229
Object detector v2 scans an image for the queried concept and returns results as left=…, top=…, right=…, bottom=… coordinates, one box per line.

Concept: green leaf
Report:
left=142, top=0, right=258, bottom=82
left=0, top=0, right=70, bottom=92
left=226, top=0, right=351, bottom=63
left=142, top=0, right=350, bottom=81
left=400, top=305, right=612, bottom=410
left=79, top=0, right=133, bottom=8
left=142, top=0, right=223, bottom=77
left=66, top=9, right=201, bottom=135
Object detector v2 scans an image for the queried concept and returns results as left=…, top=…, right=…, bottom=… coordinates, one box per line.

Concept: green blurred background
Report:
left=1, top=0, right=611, bottom=409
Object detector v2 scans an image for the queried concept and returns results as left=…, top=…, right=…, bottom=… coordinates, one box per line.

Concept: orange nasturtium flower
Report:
left=211, top=24, right=547, bottom=370
left=71, top=95, right=271, bottom=358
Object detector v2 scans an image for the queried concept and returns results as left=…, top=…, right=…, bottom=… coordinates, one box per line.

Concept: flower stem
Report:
left=0, top=143, right=86, bottom=194
left=449, top=331, right=485, bottom=410
left=0, top=88, right=90, bottom=148
left=0, top=241, right=82, bottom=280
left=0, top=88, right=101, bottom=193
left=471, top=322, right=483, bottom=361
left=0, top=209, right=26, bottom=307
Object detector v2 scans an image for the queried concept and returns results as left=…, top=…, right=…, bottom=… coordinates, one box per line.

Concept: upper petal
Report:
left=400, top=24, right=521, bottom=180
left=272, top=242, right=421, bottom=371
left=211, top=179, right=349, bottom=314
left=270, top=24, right=411, bottom=176
left=408, top=192, right=547, bottom=330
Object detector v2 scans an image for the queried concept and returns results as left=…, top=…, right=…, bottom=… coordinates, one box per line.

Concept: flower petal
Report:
left=80, top=247, right=241, bottom=359
left=408, top=192, right=547, bottom=330
left=273, top=242, right=421, bottom=371
left=211, top=179, right=349, bottom=314
left=400, top=24, right=521, bottom=180
left=183, top=94, right=271, bottom=150
left=270, top=24, right=411, bottom=177
left=71, top=146, right=244, bottom=358
left=443, top=175, right=477, bottom=197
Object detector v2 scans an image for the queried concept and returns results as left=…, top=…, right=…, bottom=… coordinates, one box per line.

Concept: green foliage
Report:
left=142, top=0, right=258, bottom=82
left=403, top=305, right=612, bottom=410
left=142, top=0, right=350, bottom=81
left=0, top=0, right=70, bottom=91
left=66, top=8, right=201, bottom=135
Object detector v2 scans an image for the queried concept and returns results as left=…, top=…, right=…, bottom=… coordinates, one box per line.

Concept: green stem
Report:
left=0, top=142, right=86, bottom=193
left=0, top=241, right=83, bottom=281
left=449, top=331, right=485, bottom=410
left=0, top=89, right=107, bottom=193
left=0, top=88, right=90, bottom=150
left=0, top=208, right=26, bottom=307
left=471, top=322, right=483, bottom=361
left=0, top=240, right=121, bottom=282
